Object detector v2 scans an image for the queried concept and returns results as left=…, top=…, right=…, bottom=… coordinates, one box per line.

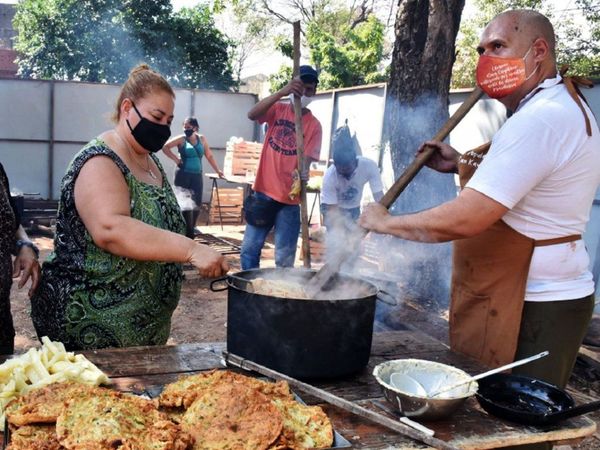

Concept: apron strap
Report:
left=559, top=65, right=594, bottom=137
left=535, top=234, right=581, bottom=247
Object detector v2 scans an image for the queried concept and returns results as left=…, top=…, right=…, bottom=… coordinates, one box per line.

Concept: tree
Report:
left=307, top=14, right=386, bottom=89
left=168, top=6, right=234, bottom=90
left=213, top=0, right=275, bottom=90
left=452, top=0, right=600, bottom=88
left=383, top=0, right=465, bottom=305
left=13, top=0, right=234, bottom=90
left=261, top=0, right=388, bottom=91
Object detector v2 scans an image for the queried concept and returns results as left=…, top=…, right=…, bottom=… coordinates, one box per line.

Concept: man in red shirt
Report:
left=241, top=66, right=323, bottom=269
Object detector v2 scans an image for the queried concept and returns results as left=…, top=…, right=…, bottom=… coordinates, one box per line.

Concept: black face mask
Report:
left=184, top=129, right=194, bottom=137
left=126, top=102, right=171, bottom=153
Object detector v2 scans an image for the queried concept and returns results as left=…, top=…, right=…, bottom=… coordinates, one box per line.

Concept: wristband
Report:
left=15, top=239, right=40, bottom=259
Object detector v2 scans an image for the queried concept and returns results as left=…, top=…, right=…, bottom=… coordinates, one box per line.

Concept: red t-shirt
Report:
left=253, top=102, right=322, bottom=205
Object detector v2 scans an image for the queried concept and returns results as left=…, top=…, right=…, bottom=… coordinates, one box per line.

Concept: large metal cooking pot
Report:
left=476, top=373, right=600, bottom=426
left=211, top=268, right=378, bottom=379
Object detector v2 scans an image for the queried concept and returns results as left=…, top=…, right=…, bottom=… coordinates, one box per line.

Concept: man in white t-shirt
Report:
left=320, top=129, right=383, bottom=230
left=359, top=9, right=600, bottom=388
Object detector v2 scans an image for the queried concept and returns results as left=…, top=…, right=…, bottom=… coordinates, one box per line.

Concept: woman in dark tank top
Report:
left=162, top=117, right=224, bottom=238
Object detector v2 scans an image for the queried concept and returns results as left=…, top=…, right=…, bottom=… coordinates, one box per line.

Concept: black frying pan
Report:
left=476, top=373, right=600, bottom=426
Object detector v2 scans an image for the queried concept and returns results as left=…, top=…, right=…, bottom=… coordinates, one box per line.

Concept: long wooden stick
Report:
left=292, top=21, right=311, bottom=268
left=223, top=351, right=459, bottom=450
left=305, top=87, right=484, bottom=298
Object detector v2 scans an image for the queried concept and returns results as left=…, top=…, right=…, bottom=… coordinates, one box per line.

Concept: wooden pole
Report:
left=292, top=21, right=311, bottom=268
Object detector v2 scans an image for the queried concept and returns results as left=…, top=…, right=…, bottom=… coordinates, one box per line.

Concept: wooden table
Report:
left=205, top=173, right=252, bottom=229
left=1, top=329, right=595, bottom=449
left=205, top=172, right=322, bottom=228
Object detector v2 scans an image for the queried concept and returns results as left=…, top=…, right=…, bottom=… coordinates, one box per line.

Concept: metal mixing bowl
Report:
left=373, top=358, right=478, bottom=421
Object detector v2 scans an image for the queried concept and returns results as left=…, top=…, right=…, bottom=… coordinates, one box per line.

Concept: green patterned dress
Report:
left=31, top=139, right=186, bottom=350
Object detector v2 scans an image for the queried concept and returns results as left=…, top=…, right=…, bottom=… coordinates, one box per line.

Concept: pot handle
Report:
left=547, top=400, right=600, bottom=422
left=210, top=277, right=229, bottom=292
left=377, top=289, right=398, bottom=306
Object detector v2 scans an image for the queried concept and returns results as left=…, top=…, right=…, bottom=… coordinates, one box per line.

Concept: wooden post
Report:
left=292, top=21, right=311, bottom=268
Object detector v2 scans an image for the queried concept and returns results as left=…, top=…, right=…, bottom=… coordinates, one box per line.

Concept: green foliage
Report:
left=451, top=0, right=600, bottom=88
left=169, top=6, right=234, bottom=90
left=559, top=0, right=600, bottom=77
left=217, top=0, right=274, bottom=89
left=261, top=1, right=386, bottom=92
left=306, top=14, right=385, bottom=89
left=274, top=36, right=294, bottom=59
left=268, top=65, right=293, bottom=92
left=13, top=0, right=234, bottom=90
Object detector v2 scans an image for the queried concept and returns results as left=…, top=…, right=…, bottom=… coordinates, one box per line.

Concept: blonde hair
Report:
left=112, top=64, right=175, bottom=123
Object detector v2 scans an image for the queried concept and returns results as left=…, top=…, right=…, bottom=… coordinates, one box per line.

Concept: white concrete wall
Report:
left=0, top=78, right=256, bottom=202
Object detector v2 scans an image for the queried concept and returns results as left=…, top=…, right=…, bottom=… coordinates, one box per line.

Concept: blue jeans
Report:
left=241, top=193, right=300, bottom=269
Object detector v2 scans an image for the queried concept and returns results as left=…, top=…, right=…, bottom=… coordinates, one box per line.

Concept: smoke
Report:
left=319, top=92, right=457, bottom=326
left=173, top=186, right=196, bottom=212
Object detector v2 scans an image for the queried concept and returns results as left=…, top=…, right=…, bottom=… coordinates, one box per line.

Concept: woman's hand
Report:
left=217, top=169, right=224, bottom=178
left=13, top=246, right=40, bottom=297
left=358, top=203, right=391, bottom=234
left=188, top=244, right=230, bottom=278
left=417, top=140, right=460, bottom=173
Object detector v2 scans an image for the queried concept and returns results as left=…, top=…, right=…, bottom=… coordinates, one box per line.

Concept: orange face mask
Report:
left=476, top=47, right=537, bottom=99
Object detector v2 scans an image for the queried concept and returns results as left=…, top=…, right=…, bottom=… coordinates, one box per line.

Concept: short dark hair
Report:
left=185, top=117, right=199, bottom=128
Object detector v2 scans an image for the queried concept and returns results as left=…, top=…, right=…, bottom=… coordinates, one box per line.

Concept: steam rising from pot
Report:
left=173, top=186, right=196, bottom=212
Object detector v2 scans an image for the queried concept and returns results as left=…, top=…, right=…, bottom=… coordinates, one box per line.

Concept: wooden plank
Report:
left=230, top=140, right=262, bottom=176
left=80, top=342, right=223, bottom=378
left=208, top=186, right=244, bottom=225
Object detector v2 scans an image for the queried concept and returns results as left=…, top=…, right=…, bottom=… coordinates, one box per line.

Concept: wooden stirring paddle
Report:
left=304, top=87, right=485, bottom=299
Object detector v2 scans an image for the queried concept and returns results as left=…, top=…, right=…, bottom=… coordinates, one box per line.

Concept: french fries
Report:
left=0, top=336, right=109, bottom=431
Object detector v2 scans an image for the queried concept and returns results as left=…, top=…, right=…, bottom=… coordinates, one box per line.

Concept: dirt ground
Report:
left=9, top=227, right=600, bottom=449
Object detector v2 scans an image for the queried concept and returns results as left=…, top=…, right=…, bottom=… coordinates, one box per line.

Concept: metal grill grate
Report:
left=194, top=231, right=241, bottom=255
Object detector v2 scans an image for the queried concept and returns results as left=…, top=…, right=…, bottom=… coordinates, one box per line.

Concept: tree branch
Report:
left=350, top=0, right=373, bottom=29
left=260, top=0, right=293, bottom=24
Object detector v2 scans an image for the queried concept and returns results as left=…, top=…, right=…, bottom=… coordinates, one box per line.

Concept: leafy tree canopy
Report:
left=307, top=14, right=386, bottom=89
left=13, top=0, right=234, bottom=90
left=265, top=1, right=387, bottom=91
left=452, top=0, right=600, bottom=88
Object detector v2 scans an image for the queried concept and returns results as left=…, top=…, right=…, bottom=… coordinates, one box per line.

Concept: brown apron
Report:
left=450, top=150, right=582, bottom=368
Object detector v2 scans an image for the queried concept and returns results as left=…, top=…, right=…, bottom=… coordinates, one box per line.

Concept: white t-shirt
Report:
left=467, top=75, right=600, bottom=302
left=321, top=156, right=384, bottom=209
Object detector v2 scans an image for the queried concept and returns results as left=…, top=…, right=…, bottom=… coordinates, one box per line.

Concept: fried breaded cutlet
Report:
left=269, top=399, right=334, bottom=449
left=56, top=388, right=193, bottom=450
left=158, top=370, right=293, bottom=409
left=6, top=381, right=106, bottom=427
left=6, top=424, right=64, bottom=450
left=181, top=383, right=283, bottom=450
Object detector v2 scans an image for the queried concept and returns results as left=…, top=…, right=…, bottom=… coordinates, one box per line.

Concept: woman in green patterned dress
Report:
left=31, top=65, right=229, bottom=350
